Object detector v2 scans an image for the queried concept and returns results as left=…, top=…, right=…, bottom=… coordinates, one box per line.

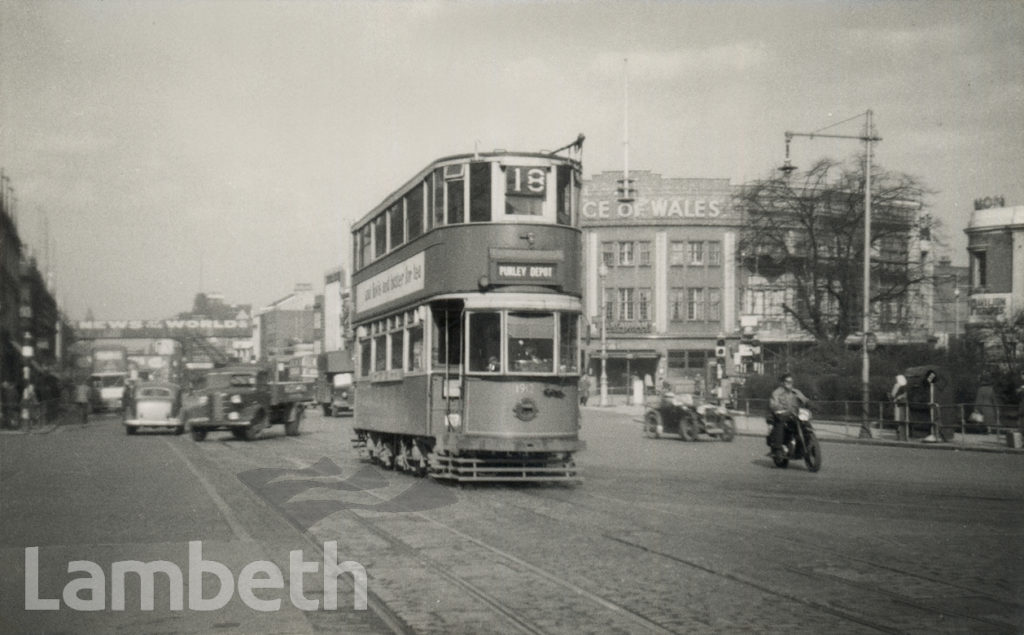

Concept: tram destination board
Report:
left=494, top=262, right=557, bottom=282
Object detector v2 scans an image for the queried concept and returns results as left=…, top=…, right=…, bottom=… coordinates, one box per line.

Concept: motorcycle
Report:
left=767, top=407, right=822, bottom=472
left=644, top=393, right=735, bottom=442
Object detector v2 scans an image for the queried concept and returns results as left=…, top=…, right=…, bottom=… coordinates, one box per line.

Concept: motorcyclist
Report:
left=768, top=373, right=808, bottom=460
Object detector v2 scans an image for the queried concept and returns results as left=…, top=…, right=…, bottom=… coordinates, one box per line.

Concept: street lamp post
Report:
left=782, top=110, right=881, bottom=437
left=599, top=263, right=609, bottom=407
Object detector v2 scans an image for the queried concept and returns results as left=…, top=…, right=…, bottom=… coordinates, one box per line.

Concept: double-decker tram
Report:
left=349, top=137, right=586, bottom=482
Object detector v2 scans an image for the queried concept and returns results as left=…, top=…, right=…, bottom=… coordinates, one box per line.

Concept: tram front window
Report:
left=508, top=312, right=554, bottom=373
left=468, top=312, right=502, bottom=373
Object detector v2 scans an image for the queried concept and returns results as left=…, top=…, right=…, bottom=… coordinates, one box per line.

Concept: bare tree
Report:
left=736, top=157, right=935, bottom=343
left=976, top=309, right=1024, bottom=378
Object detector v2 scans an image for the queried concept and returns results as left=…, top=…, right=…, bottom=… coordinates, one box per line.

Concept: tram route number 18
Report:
left=506, top=166, right=546, bottom=198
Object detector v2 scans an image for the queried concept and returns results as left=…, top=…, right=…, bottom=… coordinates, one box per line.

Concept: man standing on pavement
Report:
left=578, top=371, right=591, bottom=406
left=768, top=373, right=808, bottom=460
left=21, top=381, right=39, bottom=429
left=0, top=380, right=16, bottom=429
left=75, top=381, right=90, bottom=424
left=1016, top=369, right=1024, bottom=427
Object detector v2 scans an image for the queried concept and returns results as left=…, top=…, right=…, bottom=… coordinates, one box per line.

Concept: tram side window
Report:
left=359, top=226, right=372, bottom=269
left=360, top=339, right=371, bottom=377
left=390, top=328, right=404, bottom=371
left=388, top=202, right=404, bottom=250
left=558, top=313, right=580, bottom=373
left=407, top=182, right=424, bottom=240
left=508, top=312, right=554, bottom=373
left=469, top=161, right=491, bottom=222
left=373, top=334, right=387, bottom=372
left=431, top=307, right=462, bottom=371
left=407, top=324, right=424, bottom=371
left=467, top=312, right=502, bottom=372
left=373, top=215, right=386, bottom=261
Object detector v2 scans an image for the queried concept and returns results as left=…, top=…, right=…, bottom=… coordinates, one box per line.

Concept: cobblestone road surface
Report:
left=185, top=408, right=1023, bottom=634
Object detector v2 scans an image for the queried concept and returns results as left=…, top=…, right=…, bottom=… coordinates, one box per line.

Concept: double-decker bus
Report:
left=89, top=343, right=129, bottom=412
left=350, top=137, right=586, bottom=482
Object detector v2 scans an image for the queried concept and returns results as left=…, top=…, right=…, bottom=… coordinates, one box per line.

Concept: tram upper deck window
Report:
left=356, top=226, right=371, bottom=270
left=441, top=164, right=465, bottom=225
left=406, top=182, right=424, bottom=240
left=508, top=312, right=554, bottom=373
left=469, top=162, right=491, bottom=222
left=431, top=169, right=444, bottom=228
left=388, top=202, right=404, bottom=250
left=467, top=312, right=502, bottom=373
left=373, top=215, right=386, bottom=261
left=505, top=165, right=546, bottom=216
left=556, top=165, right=575, bottom=226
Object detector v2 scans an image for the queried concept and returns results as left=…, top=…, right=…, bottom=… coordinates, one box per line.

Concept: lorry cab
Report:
left=316, top=351, right=356, bottom=417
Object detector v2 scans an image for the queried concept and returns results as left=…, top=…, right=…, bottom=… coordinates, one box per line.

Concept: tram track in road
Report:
left=272, top=456, right=676, bottom=634
left=514, top=486, right=1023, bottom=632
left=168, top=433, right=414, bottom=635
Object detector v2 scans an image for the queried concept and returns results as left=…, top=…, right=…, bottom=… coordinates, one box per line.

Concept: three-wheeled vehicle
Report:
left=644, top=392, right=736, bottom=442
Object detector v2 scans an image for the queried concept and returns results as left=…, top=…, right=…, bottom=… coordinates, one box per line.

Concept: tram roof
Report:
left=352, top=149, right=582, bottom=232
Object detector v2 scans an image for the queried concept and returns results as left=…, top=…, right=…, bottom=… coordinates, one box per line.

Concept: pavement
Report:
left=584, top=400, right=1024, bottom=454
left=8, top=404, right=1024, bottom=454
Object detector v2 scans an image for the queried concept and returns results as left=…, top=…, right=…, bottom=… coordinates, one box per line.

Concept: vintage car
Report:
left=123, top=381, right=184, bottom=435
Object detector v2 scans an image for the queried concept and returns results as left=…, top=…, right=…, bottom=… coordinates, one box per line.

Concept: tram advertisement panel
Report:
left=355, top=252, right=425, bottom=314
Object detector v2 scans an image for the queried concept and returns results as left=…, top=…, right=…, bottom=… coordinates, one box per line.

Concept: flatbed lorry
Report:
left=182, top=365, right=311, bottom=441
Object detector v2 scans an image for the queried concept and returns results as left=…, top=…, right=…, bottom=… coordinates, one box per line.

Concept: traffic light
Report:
left=715, top=337, right=727, bottom=361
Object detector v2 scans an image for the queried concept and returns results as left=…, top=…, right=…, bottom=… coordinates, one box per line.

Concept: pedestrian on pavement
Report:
left=1016, top=370, right=1024, bottom=427
left=75, top=381, right=90, bottom=424
left=21, top=381, right=39, bottom=429
left=768, top=373, right=808, bottom=460
left=578, top=371, right=592, bottom=406
left=971, top=374, right=998, bottom=427
left=0, top=380, right=16, bottom=429
left=891, top=374, right=908, bottom=422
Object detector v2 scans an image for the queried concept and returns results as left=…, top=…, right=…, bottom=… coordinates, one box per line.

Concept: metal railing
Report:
left=733, top=398, right=1021, bottom=446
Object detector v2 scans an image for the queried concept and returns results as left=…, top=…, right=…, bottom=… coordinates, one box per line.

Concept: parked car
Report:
left=123, top=381, right=184, bottom=435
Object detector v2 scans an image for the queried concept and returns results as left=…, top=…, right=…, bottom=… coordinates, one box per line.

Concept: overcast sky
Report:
left=2, top=1, right=1021, bottom=321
